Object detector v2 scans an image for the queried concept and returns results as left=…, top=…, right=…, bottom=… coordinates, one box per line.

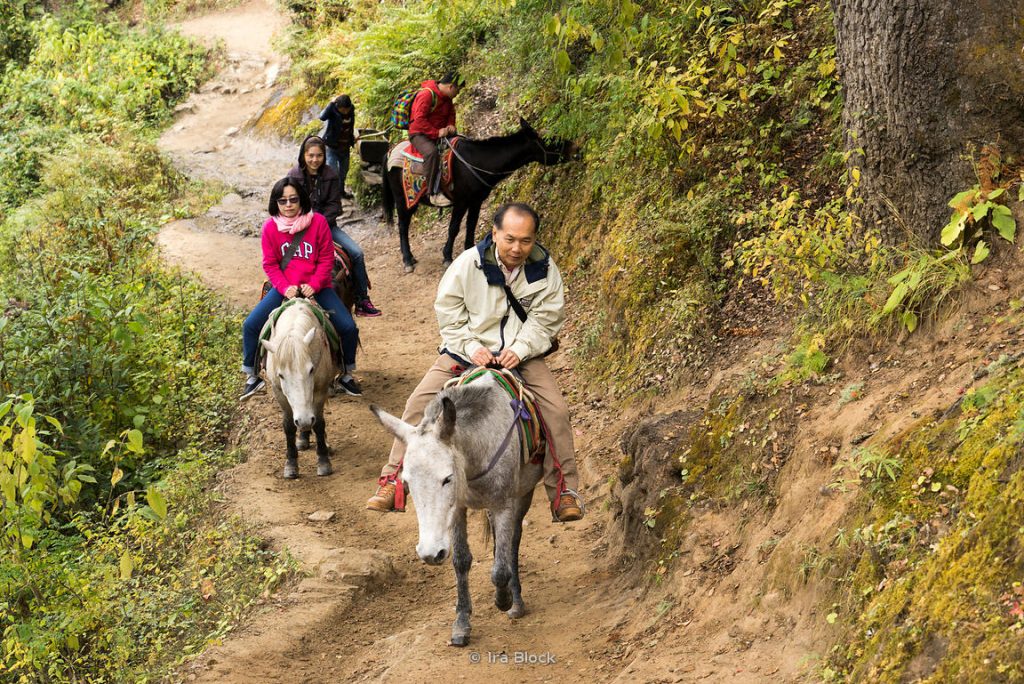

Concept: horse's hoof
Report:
left=296, top=432, right=310, bottom=451
left=450, top=633, right=470, bottom=648
left=494, top=588, right=513, bottom=612
left=283, top=460, right=298, bottom=479
left=317, top=459, right=333, bottom=476
left=403, top=263, right=415, bottom=274
left=442, top=259, right=452, bottom=269
left=507, top=602, right=527, bottom=619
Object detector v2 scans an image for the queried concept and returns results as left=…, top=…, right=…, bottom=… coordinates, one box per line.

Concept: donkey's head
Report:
left=518, top=117, right=579, bottom=166
left=263, top=325, right=322, bottom=430
left=371, top=398, right=463, bottom=565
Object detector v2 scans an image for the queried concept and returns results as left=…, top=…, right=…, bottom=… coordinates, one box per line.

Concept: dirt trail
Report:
left=157, top=3, right=623, bottom=682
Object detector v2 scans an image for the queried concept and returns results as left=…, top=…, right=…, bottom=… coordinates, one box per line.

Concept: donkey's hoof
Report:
left=283, top=460, right=298, bottom=479
left=317, top=459, right=333, bottom=476
left=296, top=432, right=311, bottom=451
left=507, top=601, right=527, bottom=619
left=450, top=632, right=470, bottom=648
left=441, top=259, right=452, bottom=269
left=494, top=588, right=513, bottom=612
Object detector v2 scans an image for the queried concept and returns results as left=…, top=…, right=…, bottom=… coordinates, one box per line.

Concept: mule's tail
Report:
left=479, top=510, right=494, bottom=555
left=382, top=167, right=396, bottom=226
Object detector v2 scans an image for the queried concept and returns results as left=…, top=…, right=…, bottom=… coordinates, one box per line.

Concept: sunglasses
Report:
left=276, top=196, right=301, bottom=205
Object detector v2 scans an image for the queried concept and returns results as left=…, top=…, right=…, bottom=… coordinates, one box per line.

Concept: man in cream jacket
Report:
left=367, top=202, right=583, bottom=522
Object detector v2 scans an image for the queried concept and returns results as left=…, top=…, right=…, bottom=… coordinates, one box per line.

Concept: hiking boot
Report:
left=355, top=298, right=382, bottom=317
left=553, top=493, right=583, bottom=522
left=240, top=377, right=265, bottom=400
left=430, top=193, right=452, bottom=207
left=335, top=375, right=363, bottom=397
left=366, top=481, right=396, bottom=512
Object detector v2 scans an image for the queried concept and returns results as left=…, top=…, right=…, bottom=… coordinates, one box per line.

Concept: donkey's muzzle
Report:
left=420, top=548, right=448, bottom=565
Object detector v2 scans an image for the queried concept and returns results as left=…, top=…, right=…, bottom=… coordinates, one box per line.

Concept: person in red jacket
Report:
left=409, top=73, right=461, bottom=207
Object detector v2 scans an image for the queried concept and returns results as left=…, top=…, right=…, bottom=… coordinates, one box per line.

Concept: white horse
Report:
left=371, top=371, right=543, bottom=647
left=261, top=299, right=336, bottom=478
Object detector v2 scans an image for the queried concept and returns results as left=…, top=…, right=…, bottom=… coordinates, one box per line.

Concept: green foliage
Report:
left=875, top=249, right=971, bottom=334
left=736, top=191, right=879, bottom=305
left=0, top=6, right=286, bottom=680
left=0, top=0, right=38, bottom=70
left=776, top=333, right=829, bottom=383
left=286, top=0, right=843, bottom=390
left=825, top=367, right=1024, bottom=680
left=0, top=14, right=209, bottom=211
left=941, top=185, right=1016, bottom=255
left=0, top=398, right=95, bottom=553
left=139, top=0, right=243, bottom=20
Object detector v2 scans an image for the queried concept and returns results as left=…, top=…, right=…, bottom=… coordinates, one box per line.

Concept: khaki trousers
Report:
left=380, top=354, right=578, bottom=505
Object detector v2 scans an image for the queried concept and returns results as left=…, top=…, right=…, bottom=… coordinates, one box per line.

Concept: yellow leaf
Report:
left=120, top=551, right=133, bottom=580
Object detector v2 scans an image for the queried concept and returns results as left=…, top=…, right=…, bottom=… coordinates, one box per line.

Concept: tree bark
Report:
left=832, top=0, right=1024, bottom=244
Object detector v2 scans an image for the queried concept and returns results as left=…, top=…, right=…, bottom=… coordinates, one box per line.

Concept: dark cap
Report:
left=438, top=73, right=464, bottom=87
left=334, top=94, right=353, bottom=108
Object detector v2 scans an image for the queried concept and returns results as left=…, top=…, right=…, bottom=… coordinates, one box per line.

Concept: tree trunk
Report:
left=832, top=0, right=1024, bottom=244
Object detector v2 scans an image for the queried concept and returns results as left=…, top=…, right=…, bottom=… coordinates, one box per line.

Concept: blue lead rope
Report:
left=467, top=398, right=530, bottom=482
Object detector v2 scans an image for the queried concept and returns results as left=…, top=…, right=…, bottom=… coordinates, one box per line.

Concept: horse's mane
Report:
left=462, top=127, right=532, bottom=150
left=268, top=300, right=328, bottom=363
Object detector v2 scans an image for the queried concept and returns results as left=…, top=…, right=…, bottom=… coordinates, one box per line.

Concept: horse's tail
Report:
left=479, top=510, right=494, bottom=555
left=382, top=167, right=395, bottom=226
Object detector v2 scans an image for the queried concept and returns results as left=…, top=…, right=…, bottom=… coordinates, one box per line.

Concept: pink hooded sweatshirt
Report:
left=260, top=213, right=335, bottom=295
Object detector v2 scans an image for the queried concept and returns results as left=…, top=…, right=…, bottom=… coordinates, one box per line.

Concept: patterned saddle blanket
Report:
left=387, top=138, right=459, bottom=209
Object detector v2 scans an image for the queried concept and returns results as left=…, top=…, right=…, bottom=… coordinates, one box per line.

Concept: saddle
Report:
left=444, top=367, right=546, bottom=462
left=387, top=138, right=459, bottom=209
left=255, top=298, right=340, bottom=375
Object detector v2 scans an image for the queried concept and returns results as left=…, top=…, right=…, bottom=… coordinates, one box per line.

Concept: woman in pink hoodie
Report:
left=241, top=177, right=360, bottom=399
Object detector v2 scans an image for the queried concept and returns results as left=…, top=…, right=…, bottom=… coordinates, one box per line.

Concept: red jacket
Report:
left=408, top=80, right=456, bottom=139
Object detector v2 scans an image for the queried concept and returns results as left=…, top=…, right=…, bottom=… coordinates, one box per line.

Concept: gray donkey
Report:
left=371, top=372, right=542, bottom=646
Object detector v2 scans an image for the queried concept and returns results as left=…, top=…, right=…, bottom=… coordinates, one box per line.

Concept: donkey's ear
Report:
left=370, top=405, right=414, bottom=443
left=519, top=116, right=534, bottom=132
left=436, top=397, right=457, bottom=444
left=261, top=339, right=278, bottom=355
left=302, top=328, right=316, bottom=345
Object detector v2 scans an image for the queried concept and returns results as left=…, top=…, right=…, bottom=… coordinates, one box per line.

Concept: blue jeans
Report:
left=330, top=225, right=370, bottom=301
left=242, top=288, right=357, bottom=374
left=326, top=146, right=350, bottom=192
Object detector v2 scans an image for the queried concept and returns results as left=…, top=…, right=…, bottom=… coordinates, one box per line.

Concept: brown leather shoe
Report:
left=554, top=493, right=583, bottom=522
left=366, top=482, right=396, bottom=512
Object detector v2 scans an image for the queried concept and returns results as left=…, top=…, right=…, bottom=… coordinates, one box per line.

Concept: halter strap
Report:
left=467, top=397, right=531, bottom=481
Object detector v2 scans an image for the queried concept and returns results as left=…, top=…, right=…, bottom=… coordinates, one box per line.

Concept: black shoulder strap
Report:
left=279, top=228, right=309, bottom=271
left=503, top=284, right=528, bottom=323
